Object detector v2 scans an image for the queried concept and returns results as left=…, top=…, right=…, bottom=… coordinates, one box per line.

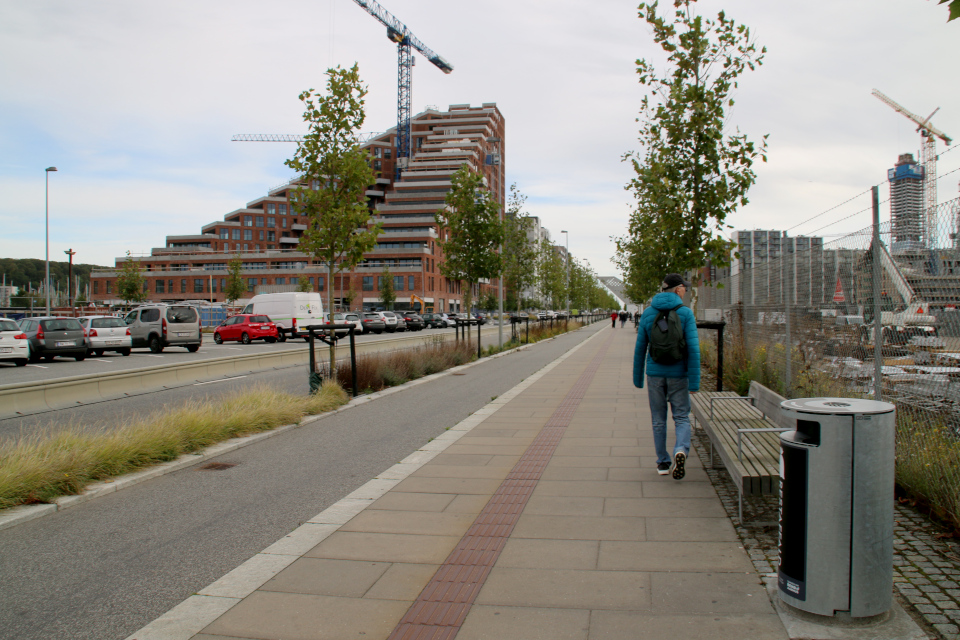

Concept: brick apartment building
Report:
left=90, top=103, right=506, bottom=313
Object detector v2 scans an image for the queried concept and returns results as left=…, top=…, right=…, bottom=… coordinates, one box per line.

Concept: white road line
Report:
left=87, top=359, right=112, bottom=363
left=132, top=354, right=165, bottom=358
left=194, top=376, right=248, bottom=386
left=26, top=364, right=48, bottom=369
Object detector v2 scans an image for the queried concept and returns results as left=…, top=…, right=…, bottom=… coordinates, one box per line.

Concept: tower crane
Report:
left=349, top=0, right=453, bottom=179
left=872, top=89, right=953, bottom=246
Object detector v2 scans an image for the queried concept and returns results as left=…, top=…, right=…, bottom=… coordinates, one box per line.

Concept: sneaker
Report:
left=672, top=451, right=686, bottom=479
left=656, top=461, right=671, bottom=476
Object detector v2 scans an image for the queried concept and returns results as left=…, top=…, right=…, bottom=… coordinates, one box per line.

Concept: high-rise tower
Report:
left=888, top=153, right=925, bottom=251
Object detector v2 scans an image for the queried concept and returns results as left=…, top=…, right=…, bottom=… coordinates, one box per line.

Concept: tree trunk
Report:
left=328, top=264, right=336, bottom=380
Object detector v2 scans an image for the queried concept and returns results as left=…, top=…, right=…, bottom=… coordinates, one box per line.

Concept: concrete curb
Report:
left=124, top=324, right=605, bottom=640
left=0, top=323, right=601, bottom=533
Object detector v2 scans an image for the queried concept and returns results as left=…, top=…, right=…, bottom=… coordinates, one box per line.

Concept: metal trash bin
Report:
left=777, top=398, right=896, bottom=618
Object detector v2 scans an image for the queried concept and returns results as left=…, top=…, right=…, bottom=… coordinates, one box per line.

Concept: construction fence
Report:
left=696, top=195, right=960, bottom=528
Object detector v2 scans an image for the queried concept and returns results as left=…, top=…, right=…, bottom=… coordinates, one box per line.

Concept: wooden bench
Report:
left=690, top=380, right=793, bottom=524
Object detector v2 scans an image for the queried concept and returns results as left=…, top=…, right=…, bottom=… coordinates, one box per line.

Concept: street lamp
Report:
left=561, top=230, right=569, bottom=315
left=45, top=167, right=58, bottom=315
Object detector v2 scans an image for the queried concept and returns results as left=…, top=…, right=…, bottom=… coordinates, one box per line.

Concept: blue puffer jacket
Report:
left=633, top=292, right=700, bottom=391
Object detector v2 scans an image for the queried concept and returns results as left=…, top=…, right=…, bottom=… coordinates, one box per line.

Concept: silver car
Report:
left=124, top=304, right=202, bottom=353
left=79, top=316, right=132, bottom=356
left=372, top=311, right=399, bottom=333
left=0, top=318, right=30, bottom=367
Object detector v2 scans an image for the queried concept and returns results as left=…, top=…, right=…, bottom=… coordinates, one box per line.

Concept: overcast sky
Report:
left=1, top=0, right=957, bottom=278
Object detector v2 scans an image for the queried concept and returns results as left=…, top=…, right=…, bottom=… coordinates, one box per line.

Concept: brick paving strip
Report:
left=387, top=333, right=615, bottom=640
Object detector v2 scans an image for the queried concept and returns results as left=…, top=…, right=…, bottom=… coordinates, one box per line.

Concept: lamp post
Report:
left=561, top=230, right=569, bottom=315
left=64, top=248, right=76, bottom=308
left=45, top=167, right=58, bottom=315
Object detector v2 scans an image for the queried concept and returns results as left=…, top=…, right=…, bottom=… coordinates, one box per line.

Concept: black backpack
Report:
left=649, top=304, right=687, bottom=365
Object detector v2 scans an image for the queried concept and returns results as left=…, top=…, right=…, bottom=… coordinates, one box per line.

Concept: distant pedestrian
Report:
left=611, top=311, right=618, bottom=328
left=619, top=309, right=628, bottom=327
left=633, top=274, right=700, bottom=479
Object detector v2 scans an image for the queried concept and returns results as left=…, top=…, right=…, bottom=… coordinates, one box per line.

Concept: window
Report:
left=156, top=280, right=165, bottom=293
left=194, top=279, right=204, bottom=293
left=244, top=216, right=253, bottom=227
left=385, top=148, right=392, bottom=158
left=260, top=278, right=267, bottom=285
left=267, top=216, right=275, bottom=227
left=317, top=276, right=324, bottom=291
left=220, top=278, right=226, bottom=292
left=93, top=281, right=99, bottom=294
left=374, top=147, right=382, bottom=158
left=244, top=230, right=252, bottom=241
left=408, top=276, right=415, bottom=290
left=267, top=204, right=275, bottom=215
left=374, top=160, right=382, bottom=171
left=141, top=308, right=160, bottom=322
left=281, top=218, right=287, bottom=228
left=168, top=280, right=174, bottom=292
left=232, top=229, right=241, bottom=240
left=248, top=278, right=257, bottom=292
left=280, top=204, right=286, bottom=215
left=219, top=229, right=228, bottom=239
left=243, top=244, right=249, bottom=251
left=362, top=276, right=373, bottom=291
left=267, top=231, right=276, bottom=242
left=267, top=245, right=274, bottom=250
left=211, top=278, right=217, bottom=293
left=259, top=231, right=264, bottom=241
left=276, top=278, right=285, bottom=285
left=256, top=216, right=264, bottom=227
left=181, top=279, right=187, bottom=293
left=394, top=276, right=404, bottom=291
left=377, top=276, right=383, bottom=290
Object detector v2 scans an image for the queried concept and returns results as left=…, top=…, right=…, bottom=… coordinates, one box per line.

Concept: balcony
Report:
left=279, top=237, right=300, bottom=245
left=292, top=223, right=308, bottom=232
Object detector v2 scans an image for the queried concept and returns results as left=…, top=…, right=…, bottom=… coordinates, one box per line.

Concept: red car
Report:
left=213, top=314, right=279, bottom=344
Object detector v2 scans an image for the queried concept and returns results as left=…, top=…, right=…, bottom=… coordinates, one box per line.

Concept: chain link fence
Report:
left=697, top=195, right=960, bottom=529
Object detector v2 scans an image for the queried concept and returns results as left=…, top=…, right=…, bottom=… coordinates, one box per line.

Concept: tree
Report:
left=378, top=265, right=395, bottom=310
left=285, top=63, right=382, bottom=378
left=502, top=184, right=538, bottom=313
left=479, top=291, right=498, bottom=311
left=116, top=252, right=147, bottom=304
left=435, top=164, right=504, bottom=325
left=224, top=254, right=246, bottom=304
left=296, top=275, right=313, bottom=293
left=535, top=239, right=566, bottom=310
left=614, top=0, right=767, bottom=303
left=342, top=278, right=358, bottom=311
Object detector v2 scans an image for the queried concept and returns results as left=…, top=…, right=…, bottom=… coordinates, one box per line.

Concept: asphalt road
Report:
left=0, top=321, right=606, bottom=640
left=0, top=322, right=523, bottom=443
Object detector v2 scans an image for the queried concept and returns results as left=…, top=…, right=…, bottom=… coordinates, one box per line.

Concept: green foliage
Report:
left=116, top=251, right=147, bottom=304
left=224, top=254, right=246, bottom=304
left=378, top=265, right=396, bottom=309
left=285, top=63, right=382, bottom=374
left=435, top=164, right=504, bottom=315
left=296, top=276, right=312, bottom=293
left=502, top=184, right=538, bottom=312
left=535, top=239, right=566, bottom=310
left=939, top=0, right=960, bottom=21
left=614, top=0, right=767, bottom=303
left=479, top=291, right=498, bottom=311
left=0, top=258, right=105, bottom=297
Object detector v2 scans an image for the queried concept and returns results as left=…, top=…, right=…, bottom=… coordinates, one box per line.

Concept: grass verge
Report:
left=0, top=381, right=348, bottom=510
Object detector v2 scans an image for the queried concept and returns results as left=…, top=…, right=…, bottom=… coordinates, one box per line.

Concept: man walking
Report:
left=611, top=310, right=618, bottom=328
left=633, top=274, right=700, bottom=479
left=619, top=309, right=628, bottom=328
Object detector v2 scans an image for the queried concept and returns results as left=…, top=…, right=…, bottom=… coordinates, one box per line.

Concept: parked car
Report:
left=213, top=314, right=279, bottom=344
left=18, top=316, right=87, bottom=362
left=124, top=304, right=202, bottom=353
left=241, top=292, right=323, bottom=342
left=360, top=313, right=386, bottom=334
left=437, top=313, right=456, bottom=327
left=455, top=313, right=477, bottom=325
left=78, top=316, right=132, bottom=356
left=343, top=313, right=363, bottom=334
left=387, top=312, right=407, bottom=332
left=372, top=311, right=399, bottom=333
left=0, top=317, right=30, bottom=366
left=400, top=312, right=424, bottom=331
left=421, top=313, right=444, bottom=329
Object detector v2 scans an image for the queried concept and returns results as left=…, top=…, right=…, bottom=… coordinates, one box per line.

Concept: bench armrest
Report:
left=709, top=396, right=754, bottom=420
left=737, top=427, right=791, bottom=462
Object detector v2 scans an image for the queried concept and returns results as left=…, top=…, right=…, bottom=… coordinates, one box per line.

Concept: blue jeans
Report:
left=647, top=376, right=692, bottom=465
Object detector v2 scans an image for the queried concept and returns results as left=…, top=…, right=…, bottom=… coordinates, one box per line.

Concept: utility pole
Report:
left=64, top=248, right=76, bottom=308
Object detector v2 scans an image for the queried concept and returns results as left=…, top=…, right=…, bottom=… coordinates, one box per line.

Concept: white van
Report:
left=242, top=292, right=323, bottom=342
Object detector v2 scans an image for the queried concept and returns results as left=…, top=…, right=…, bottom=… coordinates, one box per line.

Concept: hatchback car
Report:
left=386, top=312, right=406, bottom=332
left=0, top=318, right=29, bottom=366
left=318, top=313, right=351, bottom=337
left=343, top=313, right=363, bottom=334
left=360, top=313, right=386, bottom=334
left=401, top=312, right=424, bottom=331
left=420, top=313, right=443, bottom=329
left=214, top=314, right=279, bottom=344
left=18, top=316, right=87, bottom=362
left=372, top=311, right=399, bottom=333
left=78, top=316, right=132, bottom=356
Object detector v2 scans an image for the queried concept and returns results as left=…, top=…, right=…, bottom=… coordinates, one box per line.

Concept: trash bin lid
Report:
left=780, top=398, right=895, bottom=415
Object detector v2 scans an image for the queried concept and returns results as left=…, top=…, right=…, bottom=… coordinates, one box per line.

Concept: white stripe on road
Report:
left=26, top=364, right=48, bottom=369
left=194, top=376, right=248, bottom=386
left=133, top=354, right=165, bottom=358
left=87, top=359, right=112, bottom=363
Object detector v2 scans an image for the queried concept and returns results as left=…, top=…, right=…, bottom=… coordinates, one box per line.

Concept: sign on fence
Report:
left=833, top=277, right=846, bottom=303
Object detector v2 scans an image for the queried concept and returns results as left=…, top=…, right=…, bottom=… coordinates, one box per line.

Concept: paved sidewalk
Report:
left=132, top=325, right=789, bottom=640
